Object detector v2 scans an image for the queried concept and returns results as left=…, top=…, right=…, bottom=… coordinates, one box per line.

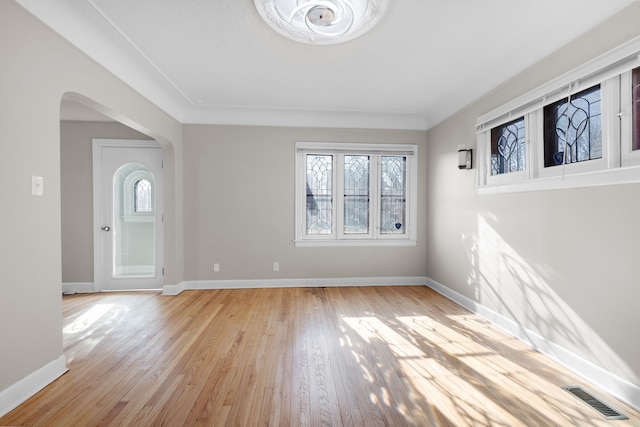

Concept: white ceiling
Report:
left=19, top=0, right=637, bottom=130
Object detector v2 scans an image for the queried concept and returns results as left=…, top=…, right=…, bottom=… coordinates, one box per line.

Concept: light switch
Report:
left=32, top=176, right=43, bottom=196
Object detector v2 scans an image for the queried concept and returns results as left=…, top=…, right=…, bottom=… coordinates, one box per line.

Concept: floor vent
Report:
left=562, top=386, right=628, bottom=420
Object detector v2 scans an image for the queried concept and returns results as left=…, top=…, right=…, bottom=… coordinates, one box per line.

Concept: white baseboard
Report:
left=425, top=277, right=640, bottom=412
left=0, top=355, right=67, bottom=418
left=163, top=276, right=427, bottom=296
left=162, top=282, right=185, bottom=296
left=62, top=282, right=95, bottom=294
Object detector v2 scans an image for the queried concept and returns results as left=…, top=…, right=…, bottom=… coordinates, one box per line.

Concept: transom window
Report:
left=543, top=85, right=602, bottom=167
left=491, top=117, right=526, bottom=175
left=476, top=37, right=640, bottom=193
left=296, top=142, right=417, bottom=246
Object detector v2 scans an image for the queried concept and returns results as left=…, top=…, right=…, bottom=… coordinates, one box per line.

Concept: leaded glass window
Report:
left=380, top=156, right=406, bottom=234
left=633, top=67, right=640, bottom=151
left=344, top=155, right=369, bottom=234
left=543, top=85, right=602, bottom=167
left=490, top=117, right=525, bottom=175
left=306, top=154, right=333, bottom=235
left=134, top=178, right=152, bottom=213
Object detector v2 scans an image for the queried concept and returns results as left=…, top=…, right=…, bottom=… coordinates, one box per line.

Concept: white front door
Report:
left=93, top=139, right=163, bottom=291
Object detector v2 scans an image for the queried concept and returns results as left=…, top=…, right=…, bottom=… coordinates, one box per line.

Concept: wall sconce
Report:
left=457, top=145, right=472, bottom=170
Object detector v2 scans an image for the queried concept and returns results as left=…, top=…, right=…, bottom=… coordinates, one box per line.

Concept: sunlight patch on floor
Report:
left=64, top=304, right=115, bottom=334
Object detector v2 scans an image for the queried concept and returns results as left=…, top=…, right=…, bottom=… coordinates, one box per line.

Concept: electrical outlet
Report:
left=213, top=263, right=220, bottom=272
left=273, top=262, right=279, bottom=272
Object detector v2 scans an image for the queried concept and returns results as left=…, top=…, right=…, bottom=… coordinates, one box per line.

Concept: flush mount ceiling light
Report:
left=254, top=0, right=388, bottom=44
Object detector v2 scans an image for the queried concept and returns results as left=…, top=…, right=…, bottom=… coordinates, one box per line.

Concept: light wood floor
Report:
left=2, top=286, right=639, bottom=426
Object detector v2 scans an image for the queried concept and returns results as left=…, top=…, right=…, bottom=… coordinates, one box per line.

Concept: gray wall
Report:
left=426, top=4, right=640, bottom=397
left=183, top=125, right=428, bottom=281
left=0, top=1, right=183, bottom=394
left=60, top=121, right=151, bottom=283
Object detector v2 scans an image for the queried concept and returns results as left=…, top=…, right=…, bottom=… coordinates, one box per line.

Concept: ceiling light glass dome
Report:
left=254, top=0, right=388, bottom=44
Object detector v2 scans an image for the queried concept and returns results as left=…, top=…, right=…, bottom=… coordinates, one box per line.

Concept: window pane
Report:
left=134, top=178, right=152, bottom=213
left=490, top=117, right=525, bottom=175
left=543, top=85, right=602, bottom=167
left=380, top=156, right=406, bottom=235
left=344, top=155, right=369, bottom=234
left=306, top=155, right=332, bottom=235
left=633, top=67, right=640, bottom=151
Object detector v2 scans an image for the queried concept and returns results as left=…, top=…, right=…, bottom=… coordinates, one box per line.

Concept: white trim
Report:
left=477, top=164, right=640, bottom=195
left=425, top=277, right=640, bottom=412
left=0, top=355, right=67, bottom=418
left=166, top=277, right=427, bottom=294
left=162, top=281, right=185, bottom=296
left=62, top=282, right=95, bottom=294
left=293, top=239, right=416, bottom=247
left=296, top=141, right=417, bottom=156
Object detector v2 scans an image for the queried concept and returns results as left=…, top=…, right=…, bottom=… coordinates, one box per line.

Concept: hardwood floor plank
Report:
left=1, top=286, right=639, bottom=426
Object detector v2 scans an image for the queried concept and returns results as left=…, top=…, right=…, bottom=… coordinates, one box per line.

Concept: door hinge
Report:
left=162, top=267, right=165, bottom=276
left=161, top=160, right=164, bottom=168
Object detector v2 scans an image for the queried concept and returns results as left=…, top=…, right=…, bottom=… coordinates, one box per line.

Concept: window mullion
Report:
left=528, top=111, right=539, bottom=180
left=602, top=76, right=621, bottom=169
left=371, top=155, right=380, bottom=239
left=335, top=155, right=343, bottom=239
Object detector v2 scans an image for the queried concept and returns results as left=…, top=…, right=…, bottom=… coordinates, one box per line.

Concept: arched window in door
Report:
left=120, top=164, right=155, bottom=221
left=134, top=178, right=152, bottom=213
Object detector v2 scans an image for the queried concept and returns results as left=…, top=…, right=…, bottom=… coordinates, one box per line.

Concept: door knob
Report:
left=102, top=226, right=111, bottom=232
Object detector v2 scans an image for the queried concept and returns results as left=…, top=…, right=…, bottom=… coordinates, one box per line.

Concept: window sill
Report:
left=294, top=239, right=417, bottom=248
left=477, top=165, right=640, bottom=195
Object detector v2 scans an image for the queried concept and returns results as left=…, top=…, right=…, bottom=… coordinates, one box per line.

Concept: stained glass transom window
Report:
left=490, top=117, right=525, bottom=175
left=544, top=85, right=602, bottom=167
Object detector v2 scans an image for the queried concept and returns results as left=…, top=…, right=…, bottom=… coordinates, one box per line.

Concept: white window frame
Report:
left=480, top=114, right=533, bottom=187
left=295, top=142, right=418, bottom=247
left=621, top=68, right=640, bottom=167
left=476, top=35, right=640, bottom=194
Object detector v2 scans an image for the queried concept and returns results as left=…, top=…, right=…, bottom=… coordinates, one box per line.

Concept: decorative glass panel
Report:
left=134, top=178, right=152, bottom=213
left=380, top=156, right=406, bottom=234
left=490, top=117, right=525, bottom=175
left=544, top=85, right=602, bottom=167
left=633, top=67, right=640, bottom=151
left=306, top=155, right=333, bottom=235
left=343, top=155, right=369, bottom=234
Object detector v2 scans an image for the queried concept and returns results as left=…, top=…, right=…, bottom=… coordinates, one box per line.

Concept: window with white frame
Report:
left=491, top=116, right=526, bottom=175
left=295, top=142, right=417, bottom=246
left=633, top=67, right=640, bottom=151
left=543, top=84, right=602, bottom=167
left=476, top=36, right=640, bottom=193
